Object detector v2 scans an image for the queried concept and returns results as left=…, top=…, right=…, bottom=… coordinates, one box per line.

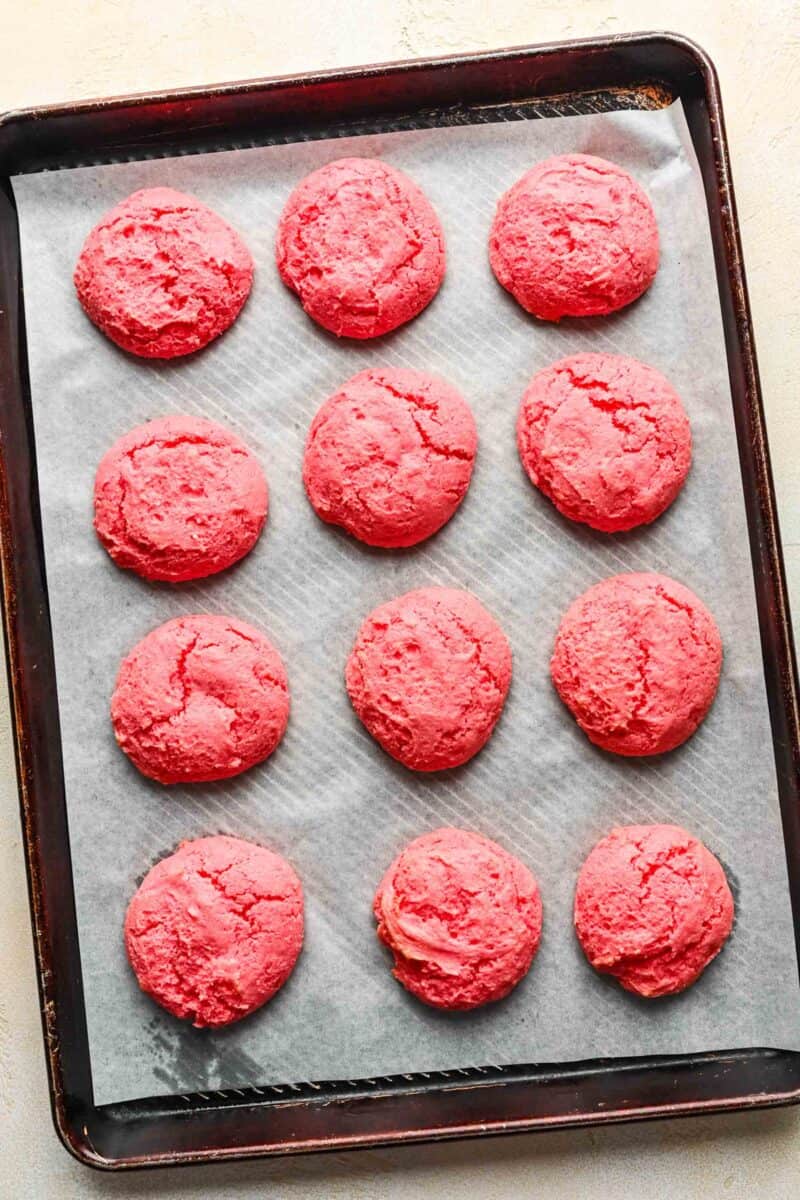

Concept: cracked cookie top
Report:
left=346, top=587, right=512, bottom=772
left=303, top=368, right=477, bottom=548
left=574, top=824, right=734, bottom=997
left=94, top=415, right=268, bottom=582
left=125, top=834, right=303, bottom=1026
left=74, top=187, right=253, bottom=358
left=276, top=157, right=445, bottom=339
left=374, top=826, right=542, bottom=1010
left=111, top=614, right=289, bottom=784
left=551, top=572, right=722, bottom=757
left=517, top=353, right=691, bottom=533
left=489, top=153, right=659, bottom=320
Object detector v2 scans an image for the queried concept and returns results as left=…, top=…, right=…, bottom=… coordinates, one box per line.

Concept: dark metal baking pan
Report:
left=1, top=30, right=799, bottom=1171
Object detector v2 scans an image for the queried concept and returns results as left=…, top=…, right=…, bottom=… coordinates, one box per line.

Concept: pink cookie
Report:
left=551, top=573, right=722, bottom=756
left=276, top=158, right=445, bottom=338
left=374, top=827, right=542, bottom=1010
left=74, top=187, right=253, bottom=358
left=125, top=835, right=303, bottom=1026
left=94, top=415, right=268, bottom=582
left=303, top=368, right=477, bottom=547
left=575, top=824, right=734, bottom=997
left=112, top=614, right=289, bottom=784
left=489, top=154, right=659, bottom=320
left=517, top=353, right=691, bottom=532
left=346, top=587, right=512, bottom=771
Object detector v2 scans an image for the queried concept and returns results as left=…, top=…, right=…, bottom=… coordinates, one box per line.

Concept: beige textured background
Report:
left=1, top=2, right=799, bottom=1196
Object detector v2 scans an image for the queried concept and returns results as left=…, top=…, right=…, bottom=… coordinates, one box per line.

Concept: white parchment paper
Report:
left=12, top=101, right=800, bottom=1107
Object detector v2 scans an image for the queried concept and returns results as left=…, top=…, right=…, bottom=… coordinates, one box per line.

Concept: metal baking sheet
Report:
left=3, top=35, right=800, bottom=1169
left=11, top=95, right=800, bottom=1110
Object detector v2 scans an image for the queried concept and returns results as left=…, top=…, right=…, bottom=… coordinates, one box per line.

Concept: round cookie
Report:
left=276, top=157, right=445, bottom=339
left=489, top=153, right=659, bottom=320
left=125, top=835, right=304, bottom=1026
left=346, top=587, right=512, bottom=772
left=551, top=573, right=722, bottom=757
left=517, top=353, right=691, bottom=532
left=74, top=187, right=253, bottom=358
left=112, top=614, right=289, bottom=784
left=303, top=368, right=477, bottom=547
left=94, top=415, right=268, bottom=581
left=374, top=827, right=542, bottom=1010
left=574, top=824, right=734, bottom=997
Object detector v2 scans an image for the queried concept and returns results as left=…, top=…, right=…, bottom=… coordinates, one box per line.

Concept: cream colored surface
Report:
left=0, top=2, right=798, bottom=1196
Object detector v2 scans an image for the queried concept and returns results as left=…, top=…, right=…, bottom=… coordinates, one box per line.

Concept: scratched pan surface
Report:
left=1, top=34, right=799, bottom=1170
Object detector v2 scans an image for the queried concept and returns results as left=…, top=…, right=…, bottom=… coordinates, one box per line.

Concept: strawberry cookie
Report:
left=346, top=587, right=512, bottom=771
left=125, top=835, right=303, bottom=1026
left=575, top=824, right=734, bottom=997
left=551, top=573, right=722, bottom=756
left=74, top=187, right=253, bottom=357
left=303, top=368, right=476, bottom=547
left=276, top=158, right=445, bottom=338
left=374, top=827, right=542, bottom=1009
left=94, top=415, right=267, bottom=581
left=517, top=353, right=691, bottom=532
left=112, top=614, right=289, bottom=783
left=490, top=154, right=659, bottom=320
